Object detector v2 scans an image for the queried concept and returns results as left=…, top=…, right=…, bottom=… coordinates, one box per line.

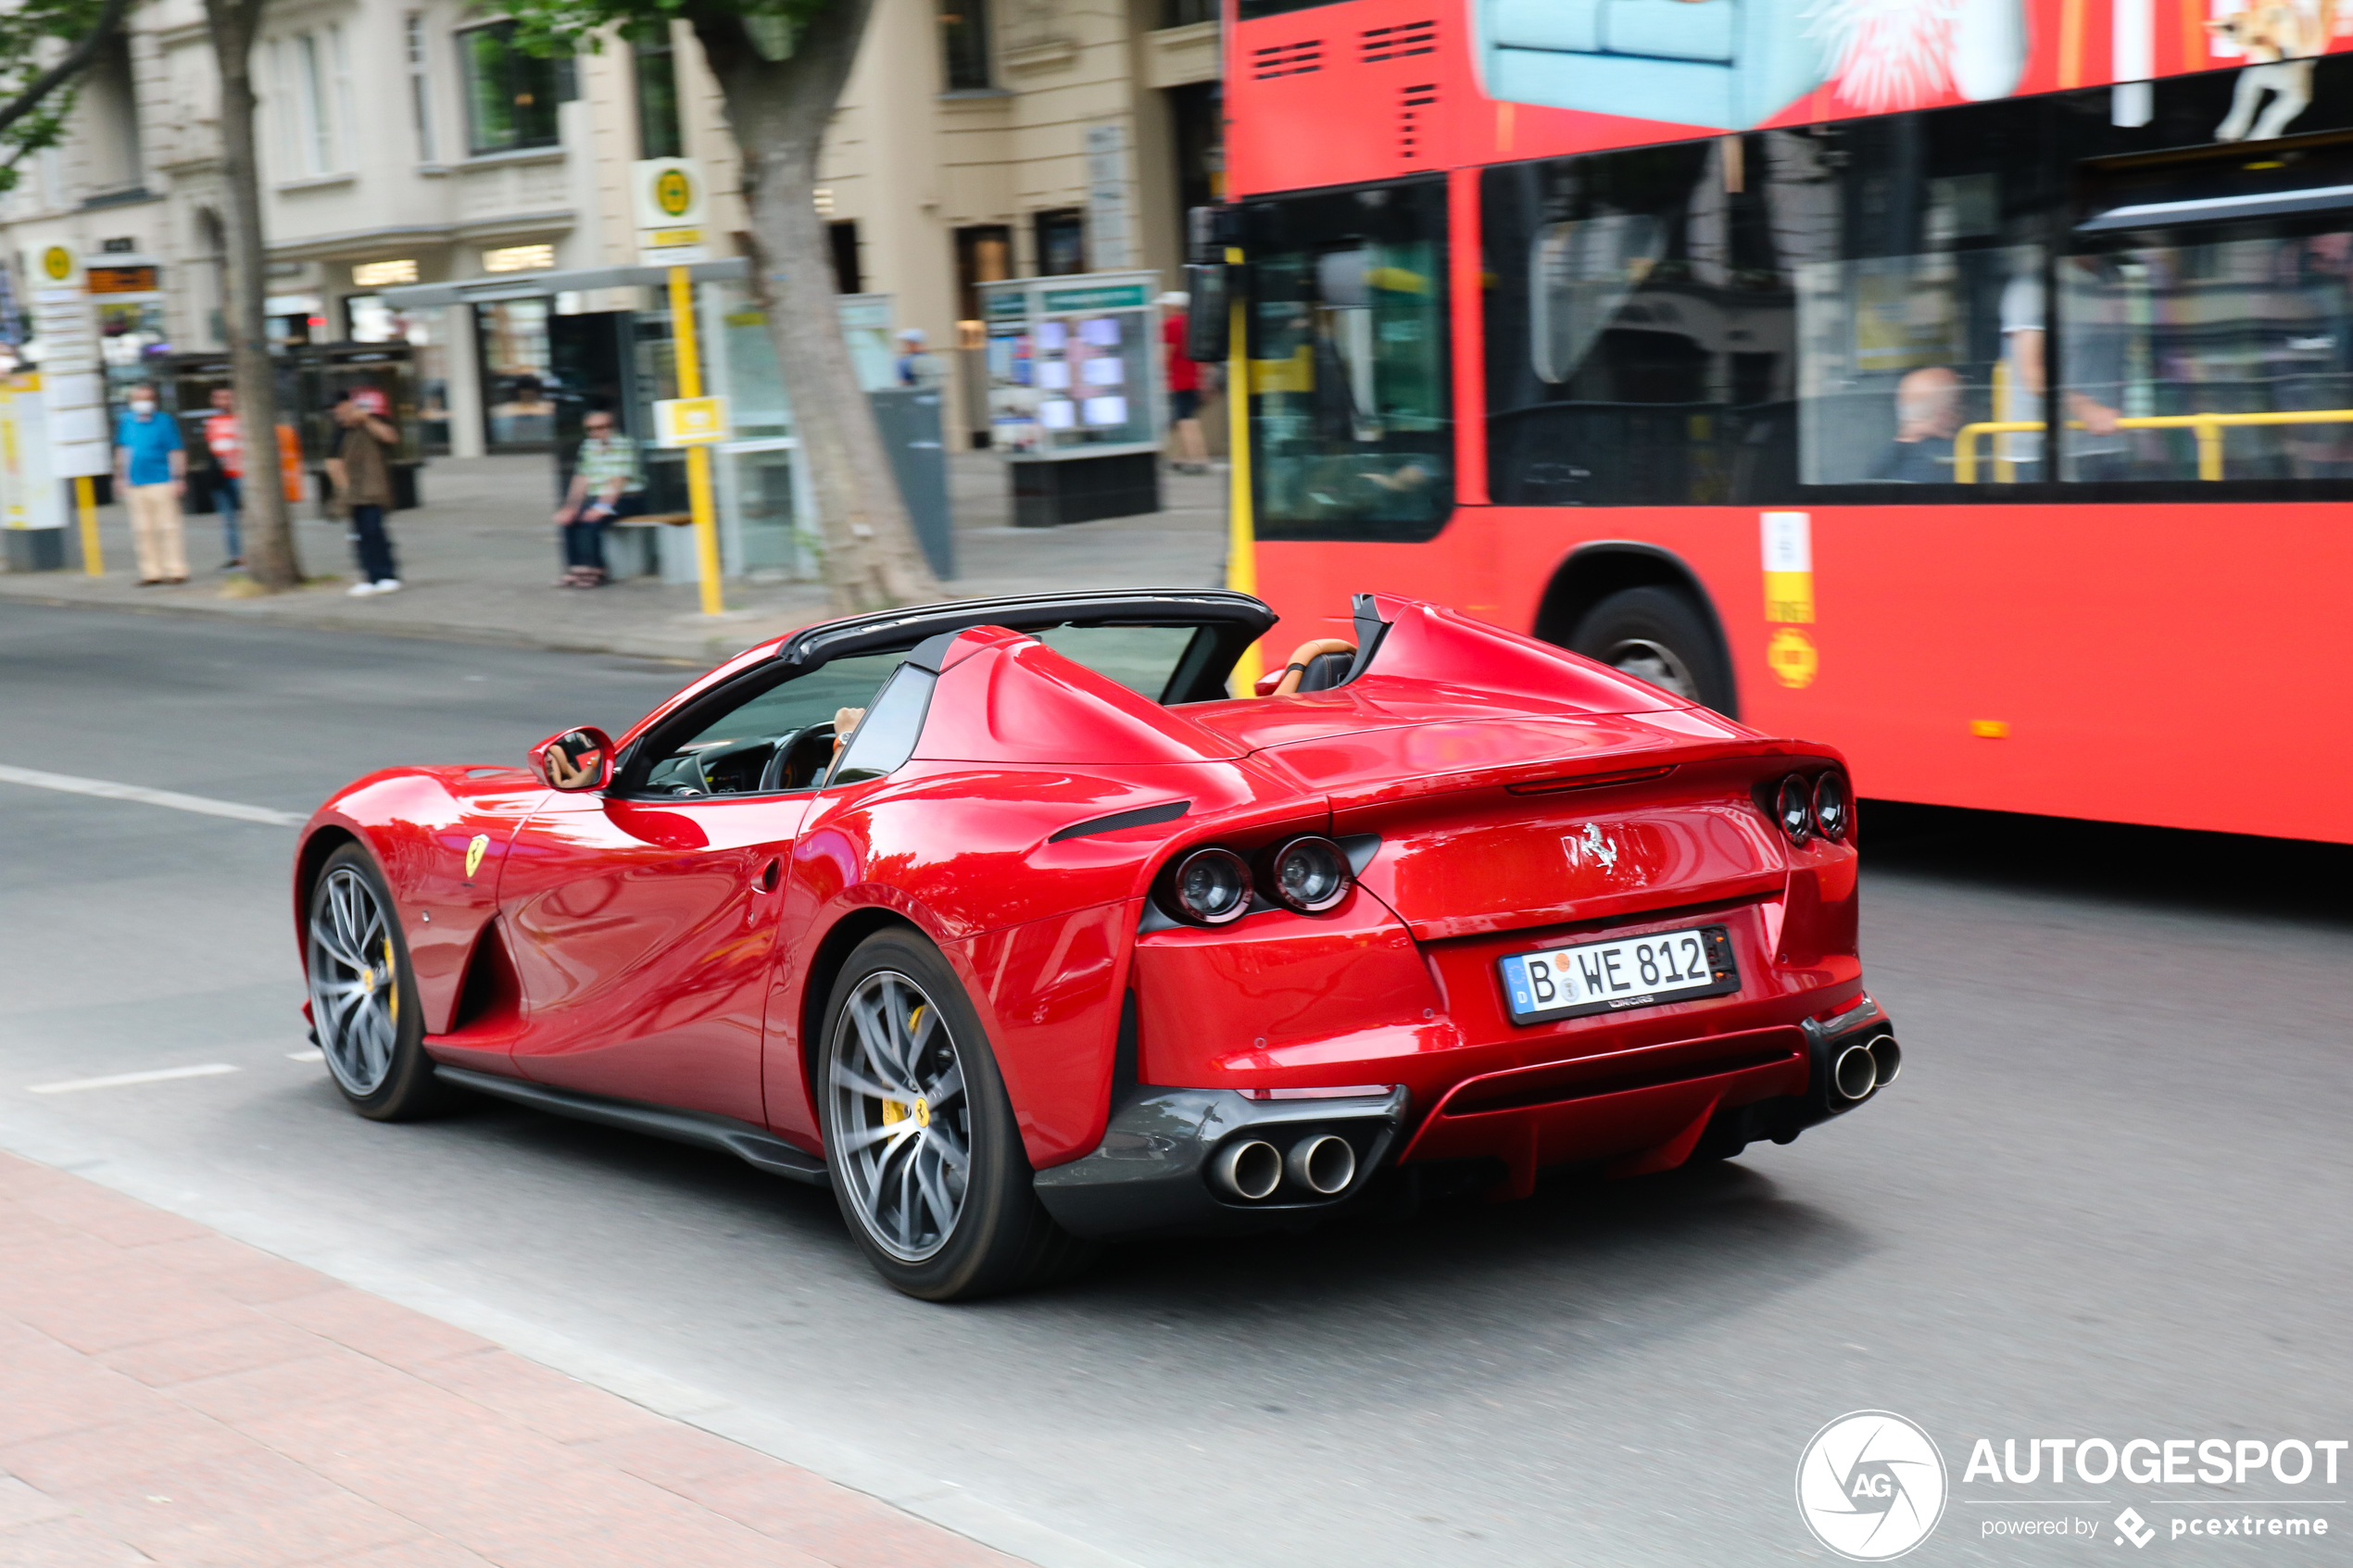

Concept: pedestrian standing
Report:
left=325, top=393, right=401, bottom=596
left=894, top=327, right=929, bottom=387
left=1160, top=293, right=1209, bottom=474
left=551, top=409, right=645, bottom=588
left=112, top=382, right=189, bottom=585
left=203, top=385, right=245, bottom=570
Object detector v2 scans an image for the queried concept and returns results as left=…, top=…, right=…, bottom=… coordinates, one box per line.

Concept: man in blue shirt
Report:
left=112, top=382, right=189, bottom=584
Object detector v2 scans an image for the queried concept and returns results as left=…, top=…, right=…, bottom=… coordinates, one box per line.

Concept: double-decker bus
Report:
left=1209, top=0, right=2353, bottom=842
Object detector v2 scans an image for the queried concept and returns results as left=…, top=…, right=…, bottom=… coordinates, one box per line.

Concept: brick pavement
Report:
left=0, top=1149, right=1027, bottom=1568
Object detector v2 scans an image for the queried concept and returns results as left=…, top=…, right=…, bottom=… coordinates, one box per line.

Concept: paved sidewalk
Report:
left=0, top=456, right=1228, bottom=666
left=0, top=1149, right=1025, bottom=1568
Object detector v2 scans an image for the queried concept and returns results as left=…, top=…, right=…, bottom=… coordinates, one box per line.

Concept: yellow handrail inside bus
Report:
left=1955, top=409, right=2353, bottom=483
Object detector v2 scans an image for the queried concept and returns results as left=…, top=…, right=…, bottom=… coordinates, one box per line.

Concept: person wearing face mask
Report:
left=112, top=382, right=189, bottom=585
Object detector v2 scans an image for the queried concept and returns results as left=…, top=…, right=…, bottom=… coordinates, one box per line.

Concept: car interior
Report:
left=628, top=621, right=1250, bottom=800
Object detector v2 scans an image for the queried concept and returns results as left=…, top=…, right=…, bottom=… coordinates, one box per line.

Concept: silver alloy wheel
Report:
left=1602, top=636, right=1701, bottom=701
left=307, top=866, right=399, bottom=1097
left=827, top=970, right=971, bottom=1262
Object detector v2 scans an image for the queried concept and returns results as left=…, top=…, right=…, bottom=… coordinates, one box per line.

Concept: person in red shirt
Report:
left=202, top=386, right=245, bottom=570
left=1160, top=292, right=1209, bottom=474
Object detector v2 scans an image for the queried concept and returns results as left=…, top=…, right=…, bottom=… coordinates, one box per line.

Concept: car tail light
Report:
left=1263, top=835, right=1352, bottom=913
left=1162, top=847, right=1252, bottom=926
left=1774, top=774, right=1813, bottom=846
left=1811, top=770, right=1851, bottom=841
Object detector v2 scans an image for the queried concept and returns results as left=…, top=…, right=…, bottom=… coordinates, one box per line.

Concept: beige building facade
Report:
left=0, top=0, right=1223, bottom=458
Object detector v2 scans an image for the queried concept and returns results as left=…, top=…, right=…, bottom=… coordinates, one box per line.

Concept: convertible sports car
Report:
left=295, top=589, right=1897, bottom=1299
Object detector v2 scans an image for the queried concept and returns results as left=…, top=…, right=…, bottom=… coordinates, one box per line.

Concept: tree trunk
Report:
left=204, top=0, right=299, bottom=590
left=687, top=5, right=938, bottom=615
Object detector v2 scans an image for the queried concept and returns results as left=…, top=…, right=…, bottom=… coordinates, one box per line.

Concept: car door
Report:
left=496, top=649, right=911, bottom=1124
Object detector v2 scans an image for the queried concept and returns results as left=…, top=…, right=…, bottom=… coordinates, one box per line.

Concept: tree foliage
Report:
left=0, top=0, right=134, bottom=193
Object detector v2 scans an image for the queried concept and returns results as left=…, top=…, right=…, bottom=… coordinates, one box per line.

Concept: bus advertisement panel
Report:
left=1221, top=0, right=2353, bottom=843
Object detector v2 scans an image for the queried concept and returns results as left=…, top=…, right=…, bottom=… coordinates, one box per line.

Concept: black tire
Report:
left=304, top=842, right=447, bottom=1122
left=1567, top=585, right=1735, bottom=714
left=819, top=929, right=1091, bottom=1300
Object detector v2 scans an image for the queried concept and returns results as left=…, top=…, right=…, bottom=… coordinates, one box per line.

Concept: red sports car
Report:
left=295, top=590, right=1896, bottom=1299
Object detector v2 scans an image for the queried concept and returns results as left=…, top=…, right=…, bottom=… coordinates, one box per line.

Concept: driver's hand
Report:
left=832, top=707, right=865, bottom=755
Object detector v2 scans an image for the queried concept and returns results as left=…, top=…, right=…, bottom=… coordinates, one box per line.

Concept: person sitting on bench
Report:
left=553, top=410, right=648, bottom=588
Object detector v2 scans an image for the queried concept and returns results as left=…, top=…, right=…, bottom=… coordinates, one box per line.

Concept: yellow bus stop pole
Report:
left=666, top=264, right=724, bottom=617
left=74, top=475, right=101, bottom=575
left=1223, top=247, right=1260, bottom=696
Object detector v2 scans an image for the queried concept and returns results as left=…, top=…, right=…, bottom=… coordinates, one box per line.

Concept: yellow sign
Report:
left=1763, top=571, right=1816, bottom=624
left=41, top=245, right=73, bottom=282
left=1767, top=627, right=1819, bottom=688
left=646, top=227, right=703, bottom=249
left=654, top=395, right=730, bottom=447
left=464, top=834, right=490, bottom=879
left=656, top=167, right=693, bottom=217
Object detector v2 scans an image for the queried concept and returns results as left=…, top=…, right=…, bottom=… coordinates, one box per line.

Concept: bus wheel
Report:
left=1568, top=586, right=1731, bottom=712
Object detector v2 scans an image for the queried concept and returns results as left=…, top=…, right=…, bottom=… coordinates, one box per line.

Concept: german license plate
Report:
left=1498, top=924, right=1739, bottom=1023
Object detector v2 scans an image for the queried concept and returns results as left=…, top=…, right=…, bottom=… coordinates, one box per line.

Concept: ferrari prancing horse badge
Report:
left=464, top=834, right=489, bottom=879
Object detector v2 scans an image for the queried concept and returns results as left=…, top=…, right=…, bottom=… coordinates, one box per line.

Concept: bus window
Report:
left=1242, top=179, right=1452, bottom=541
left=2057, top=233, right=2353, bottom=481
left=1796, top=245, right=2045, bottom=484
left=1484, top=99, right=2050, bottom=502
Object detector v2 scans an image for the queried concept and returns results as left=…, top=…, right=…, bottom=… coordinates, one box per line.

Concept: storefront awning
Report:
left=378, top=257, right=749, bottom=307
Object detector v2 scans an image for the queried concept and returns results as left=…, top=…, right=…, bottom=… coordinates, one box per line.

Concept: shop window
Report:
left=459, top=22, right=574, bottom=156
left=1034, top=209, right=1086, bottom=276
left=938, top=0, right=992, bottom=91
left=633, top=29, right=683, bottom=160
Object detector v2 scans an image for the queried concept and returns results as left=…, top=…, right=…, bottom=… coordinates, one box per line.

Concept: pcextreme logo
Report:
left=1797, top=1411, right=1950, bottom=1561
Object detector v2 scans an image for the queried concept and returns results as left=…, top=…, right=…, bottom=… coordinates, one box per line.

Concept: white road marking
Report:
left=0, top=763, right=304, bottom=827
left=29, top=1064, right=242, bottom=1095
left=288, top=1049, right=324, bottom=1062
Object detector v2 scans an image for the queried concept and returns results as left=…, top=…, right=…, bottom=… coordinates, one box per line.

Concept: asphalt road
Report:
left=4, top=602, right=2348, bottom=1568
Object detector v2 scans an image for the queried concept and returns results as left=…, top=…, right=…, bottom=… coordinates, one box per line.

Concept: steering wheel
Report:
left=757, top=723, right=837, bottom=793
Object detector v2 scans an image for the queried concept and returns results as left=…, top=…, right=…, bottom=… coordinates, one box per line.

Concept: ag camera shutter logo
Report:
left=1796, top=1411, right=1948, bottom=1560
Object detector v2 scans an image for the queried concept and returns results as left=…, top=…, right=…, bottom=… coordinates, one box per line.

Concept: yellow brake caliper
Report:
left=384, top=936, right=397, bottom=1025
left=881, top=1005, right=928, bottom=1127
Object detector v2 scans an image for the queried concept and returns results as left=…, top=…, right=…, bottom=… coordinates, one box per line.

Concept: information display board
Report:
left=976, top=272, right=1162, bottom=462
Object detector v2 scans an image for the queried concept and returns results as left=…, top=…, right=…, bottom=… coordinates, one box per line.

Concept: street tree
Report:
left=504, top=0, right=939, bottom=613
left=0, top=0, right=133, bottom=190
left=203, top=0, right=301, bottom=589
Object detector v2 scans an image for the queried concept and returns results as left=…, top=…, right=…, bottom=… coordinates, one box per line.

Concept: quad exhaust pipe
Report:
left=1211, top=1138, right=1283, bottom=1200
left=1287, top=1134, right=1356, bottom=1196
left=1832, top=1033, right=1903, bottom=1103
left=1209, top=1133, right=1358, bottom=1201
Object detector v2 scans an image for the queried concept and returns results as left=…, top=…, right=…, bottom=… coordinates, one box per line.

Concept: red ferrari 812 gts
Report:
left=294, top=590, right=1897, bottom=1298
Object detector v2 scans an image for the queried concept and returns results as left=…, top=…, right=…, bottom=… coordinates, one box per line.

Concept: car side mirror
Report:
left=530, top=726, right=614, bottom=791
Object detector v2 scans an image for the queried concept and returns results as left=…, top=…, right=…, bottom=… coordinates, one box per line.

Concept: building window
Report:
left=955, top=224, right=1012, bottom=330
left=632, top=28, right=682, bottom=160
left=296, top=33, right=333, bottom=173
left=406, top=14, right=436, bottom=163
left=829, top=222, right=862, bottom=295
left=938, top=0, right=991, bottom=91
left=459, top=21, right=574, bottom=156
left=1034, top=208, right=1085, bottom=276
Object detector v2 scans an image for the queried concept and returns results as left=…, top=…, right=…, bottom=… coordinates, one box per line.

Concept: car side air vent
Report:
left=1251, top=38, right=1324, bottom=79
left=1361, top=19, right=1437, bottom=63
left=1398, top=82, right=1439, bottom=158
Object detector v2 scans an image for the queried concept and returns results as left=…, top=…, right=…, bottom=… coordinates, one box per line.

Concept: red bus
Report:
left=1211, top=0, right=2353, bottom=843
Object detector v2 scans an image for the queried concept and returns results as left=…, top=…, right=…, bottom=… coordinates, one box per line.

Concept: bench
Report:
left=606, top=511, right=694, bottom=580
